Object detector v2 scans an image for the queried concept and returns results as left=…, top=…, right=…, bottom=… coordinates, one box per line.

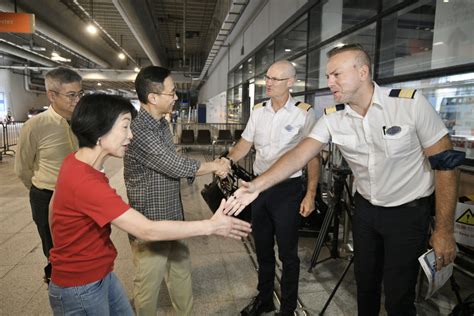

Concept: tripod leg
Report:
left=320, top=255, right=354, bottom=315
left=308, top=199, right=336, bottom=272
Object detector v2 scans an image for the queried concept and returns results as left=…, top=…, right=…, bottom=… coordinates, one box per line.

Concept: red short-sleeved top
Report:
left=50, top=153, right=130, bottom=287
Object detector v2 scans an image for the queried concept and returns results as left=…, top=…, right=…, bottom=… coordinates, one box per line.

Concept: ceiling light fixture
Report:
left=21, top=44, right=46, bottom=51
left=86, top=0, right=98, bottom=35
left=86, top=24, right=97, bottom=34
left=51, top=51, right=71, bottom=63
left=134, top=67, right=140, bottom=72
left=97, top=82, right=102, bottom=86
left=118, top=52, right=125, bottom=60
left=285, top=48, right=291, bottom=52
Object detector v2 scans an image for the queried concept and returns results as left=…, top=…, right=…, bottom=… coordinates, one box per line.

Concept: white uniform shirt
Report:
left=308, top=82, right=448, bottom=207
left=242, top=96, right=316, bottom=178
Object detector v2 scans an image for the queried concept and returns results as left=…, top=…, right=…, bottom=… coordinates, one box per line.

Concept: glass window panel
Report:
left=275, top=15, right=308, bottom=61
left=383, top=0, right=404, bottom=10
left=228, top=85, right=243, bottom=123
left=228, top=72, right=234, bottom=89
left=254, top=74, right=266, bottom=101
left=381, top=72, right=474, bottom=145
left=307, top=23, right=376, bottom=90
left=379, top=0, right=474, bottom=78
left=309, top=0, right=377, bottom=47
left=234, top=64, right=243, bottom=85
left=378, top=1, right=437, bottom=78
left=255, top=40, right=274, bottom=76
left=243, top=56, right=255, bottom=82
left=290, top=54, right=306, bottom=94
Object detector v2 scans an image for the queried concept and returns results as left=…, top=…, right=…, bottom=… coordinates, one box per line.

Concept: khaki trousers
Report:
left=130, top=239, right=193, bottom=316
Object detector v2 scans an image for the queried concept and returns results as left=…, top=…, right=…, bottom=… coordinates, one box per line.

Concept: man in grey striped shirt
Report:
left=124, top=66, right=230, bottom=316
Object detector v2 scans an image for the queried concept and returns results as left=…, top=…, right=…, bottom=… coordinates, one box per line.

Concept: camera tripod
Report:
left=307, top=168, right=354, bottom=315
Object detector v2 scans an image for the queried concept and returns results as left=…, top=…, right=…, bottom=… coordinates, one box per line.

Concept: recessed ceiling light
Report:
left=86, top=24, right=97, bottom=34
left=118, top=53, right=125, bottom=60
left=97, top=82, right=102, bottom=86
left=285, top=48, right=291, bottom=52
left=134, top=67, right=140, bottom=72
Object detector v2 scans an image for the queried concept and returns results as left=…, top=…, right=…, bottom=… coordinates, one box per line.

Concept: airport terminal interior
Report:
left=0, top=0, right=473, bottom=315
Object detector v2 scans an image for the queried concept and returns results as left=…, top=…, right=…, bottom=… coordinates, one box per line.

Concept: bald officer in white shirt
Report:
left=225, top=45, right=463, bottom=316
left=227, top=60, right=320, bottom=316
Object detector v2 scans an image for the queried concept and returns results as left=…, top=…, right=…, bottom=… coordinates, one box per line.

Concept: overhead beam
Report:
left=113, top=0, right=163, bottom=66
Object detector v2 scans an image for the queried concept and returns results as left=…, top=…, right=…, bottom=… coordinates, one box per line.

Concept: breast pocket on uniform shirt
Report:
left=382, top=125, right=413, bottom=158
left=280, top=125, right=302, bottom=146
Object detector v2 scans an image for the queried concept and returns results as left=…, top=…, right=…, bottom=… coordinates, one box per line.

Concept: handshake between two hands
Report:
left=213, top=157, right=232, bottom=178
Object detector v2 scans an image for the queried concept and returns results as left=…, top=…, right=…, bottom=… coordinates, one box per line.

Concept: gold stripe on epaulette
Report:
left=324, top=106, right=337, bottom=115
left=252, top=102, right=264, bottom=110
left=399, top=89, right=416, bottom=98
left=296, top=102, right=312, bottom=111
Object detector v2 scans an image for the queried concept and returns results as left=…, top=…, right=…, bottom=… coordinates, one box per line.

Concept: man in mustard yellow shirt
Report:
left=15, top=67, right=83, bottom=283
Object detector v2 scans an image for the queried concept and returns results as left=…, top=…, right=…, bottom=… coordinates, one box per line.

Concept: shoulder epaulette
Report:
left=389, top=88, right=417, bottom=99
left=324, top=104, right=345, bottom=115
left=252, top=101, right=266, bottom=110
left=294, top=101, right=312, bottom=111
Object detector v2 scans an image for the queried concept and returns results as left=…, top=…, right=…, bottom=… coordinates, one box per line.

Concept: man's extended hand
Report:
left=430, top=229, right=457, bottom=271
left=224, top=180, right=259, bottom=216
left=299, top=194, right=316, bottom=217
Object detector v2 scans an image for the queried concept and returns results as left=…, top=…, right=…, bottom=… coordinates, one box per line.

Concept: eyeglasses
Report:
left=264, top=75, right=290, bottom=83
left=51, top=90, right=84, bottom=100
left=150, top=91, right=176, bottom=97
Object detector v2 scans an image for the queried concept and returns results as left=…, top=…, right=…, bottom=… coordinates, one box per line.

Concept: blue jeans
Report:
left=48, top=272, right=133, bottom=316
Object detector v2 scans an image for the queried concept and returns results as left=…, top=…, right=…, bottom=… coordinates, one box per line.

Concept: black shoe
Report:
left=240, top=297, right=275, bottom=316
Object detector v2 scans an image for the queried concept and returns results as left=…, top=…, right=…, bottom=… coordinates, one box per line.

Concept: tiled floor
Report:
left=0, top=148, right=472, bottom=315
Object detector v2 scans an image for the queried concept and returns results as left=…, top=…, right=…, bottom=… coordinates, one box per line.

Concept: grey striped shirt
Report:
left=124, top=109, right=200, bottom=221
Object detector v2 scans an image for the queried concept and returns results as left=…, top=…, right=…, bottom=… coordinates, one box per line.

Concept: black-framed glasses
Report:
left=264, top=75, right=290, bottom=82
left=50, top=90, right=84, bottom=100
left=150, top=91, right=176, bottom=97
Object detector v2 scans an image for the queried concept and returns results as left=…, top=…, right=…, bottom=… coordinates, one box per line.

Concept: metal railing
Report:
left=0, top=121, right=24, bottom=160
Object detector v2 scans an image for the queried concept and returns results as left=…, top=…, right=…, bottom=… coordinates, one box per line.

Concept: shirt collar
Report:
left=47, top=105, right=67, bottom=122
left=371, top=81, right=384, bottom=109
left=265, top=95, right=295, bottom=113
left=139, top=108, right=166, bottom=130
left=343, top=81, right=381, bottom=118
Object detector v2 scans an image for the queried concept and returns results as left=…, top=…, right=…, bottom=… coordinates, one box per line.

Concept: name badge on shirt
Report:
left=285, top=125, right=294, bottom=132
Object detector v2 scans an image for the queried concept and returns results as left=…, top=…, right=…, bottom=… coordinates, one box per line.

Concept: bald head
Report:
left=269, top=60, right=296, bottom=79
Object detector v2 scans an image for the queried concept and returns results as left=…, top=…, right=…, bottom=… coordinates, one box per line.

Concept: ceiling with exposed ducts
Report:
left=0, top=0, right=248, bottom=94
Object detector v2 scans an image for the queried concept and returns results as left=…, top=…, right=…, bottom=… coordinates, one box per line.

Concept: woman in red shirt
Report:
left=48, top=94, right=251, bottom=315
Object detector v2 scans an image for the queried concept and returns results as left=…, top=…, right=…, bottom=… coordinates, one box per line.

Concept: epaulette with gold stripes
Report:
left=294, top=101, right=312, bottom=111
left=389, top=89, right=417, bottom=99
left=252, top=101, right=266, bottom=110
left=324, top=104, right=345, bottom=115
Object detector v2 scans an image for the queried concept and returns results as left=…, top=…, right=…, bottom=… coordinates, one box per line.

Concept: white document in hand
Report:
left=418, top=249, right=454, bottom=299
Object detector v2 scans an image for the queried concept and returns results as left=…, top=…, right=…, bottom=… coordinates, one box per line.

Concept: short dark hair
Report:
left=135, top=66, right=171, bottom=104
left=71, top=94, right=137, bottom=148
left=45, top=67, right=82, bottom=91
left=327, top=43, right=372, bottom=76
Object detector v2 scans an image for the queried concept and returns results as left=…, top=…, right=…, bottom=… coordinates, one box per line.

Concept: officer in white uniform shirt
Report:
left=227, top=60, right=320, bottom=316
left=225, top=45, right=464, bottom=316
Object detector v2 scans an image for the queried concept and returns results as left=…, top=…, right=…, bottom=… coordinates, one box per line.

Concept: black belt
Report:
left=356, top=192, right=434, bottom=208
